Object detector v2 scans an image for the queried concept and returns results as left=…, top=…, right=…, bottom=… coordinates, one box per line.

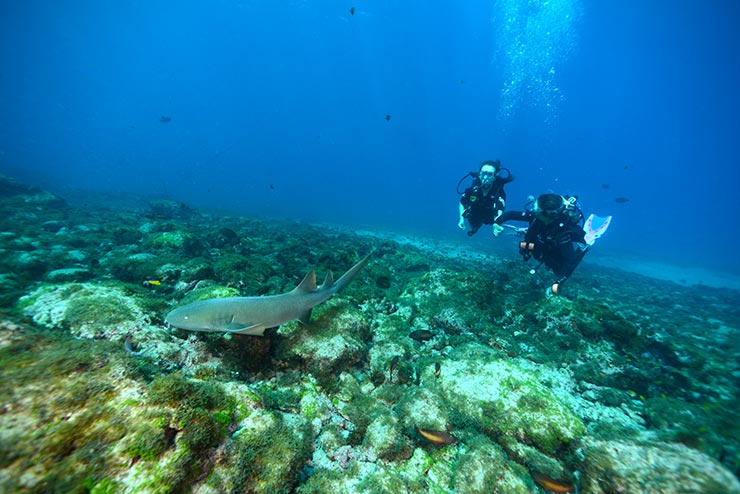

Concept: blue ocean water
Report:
left=1, top=1, right=738, bottom=274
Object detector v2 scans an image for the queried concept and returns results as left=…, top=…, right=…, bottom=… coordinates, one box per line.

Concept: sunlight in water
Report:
left=494, top=0, right=582, bottom=125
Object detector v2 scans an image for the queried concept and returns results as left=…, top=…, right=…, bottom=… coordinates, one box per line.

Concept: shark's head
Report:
left=165, top=303, right=216, bottom=331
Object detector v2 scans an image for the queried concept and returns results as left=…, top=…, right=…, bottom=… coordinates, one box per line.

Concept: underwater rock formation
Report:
left=20, top=282, right=150, bottom=339
left=260, top=297, right=370, bottom=379
left=437, top=343, right=586, bottom=452
left=581, top=439, right=740, bottom=493
left=0, top=177, right=739, bottom=493
left=0, top=174, right=66, bottom=208
left=145, top=199, right=195, bottom=221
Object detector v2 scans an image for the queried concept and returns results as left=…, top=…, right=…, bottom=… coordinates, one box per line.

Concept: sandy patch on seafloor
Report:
left=585, top=253, right=740, bottom=291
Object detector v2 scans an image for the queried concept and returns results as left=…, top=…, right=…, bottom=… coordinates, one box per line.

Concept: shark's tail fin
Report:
left=332, top=254, right=370, bottom=294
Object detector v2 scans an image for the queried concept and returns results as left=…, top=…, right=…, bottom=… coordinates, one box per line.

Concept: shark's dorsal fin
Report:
left=293, top=269, right=316, bottom=293
left=320, top=271, right=334, bottom=291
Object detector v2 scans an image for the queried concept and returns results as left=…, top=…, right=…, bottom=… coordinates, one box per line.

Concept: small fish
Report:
left=389, top=355, right=399, bottom=382
left=614, top=197, right=630, bottom=203
left=379, top=304, right=397, bottom=315
left=384, top=114, right=391, bottom=121
left=124, top=337, right=147, bottom=358
left=409, top=329, right=434, bottom=342
left=434, top=362, right=441, bottom=378
left=269, top=183, right=275, bottom=190
left=530, top=472, right=575, bottom=493
left=159, top=116, right=172, bottom=123
left=143, top=280, right=161, bottom=287
left=349, top=7, right=355, bottom=15
left=415, top=426, right=457, bottom=446
left=601, top=183, right=610, bottom=189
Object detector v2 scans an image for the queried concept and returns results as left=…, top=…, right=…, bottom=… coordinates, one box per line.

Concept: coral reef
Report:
left=0, top=175, right=739, bottom=493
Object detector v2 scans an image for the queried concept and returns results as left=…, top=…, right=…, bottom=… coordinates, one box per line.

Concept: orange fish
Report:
left=531, top=472, right=575, bottom=493
left=415, top=426, right=457, bottom=446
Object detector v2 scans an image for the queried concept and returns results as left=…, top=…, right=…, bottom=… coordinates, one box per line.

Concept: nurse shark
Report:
left=165, top=255, right=370, bottom=335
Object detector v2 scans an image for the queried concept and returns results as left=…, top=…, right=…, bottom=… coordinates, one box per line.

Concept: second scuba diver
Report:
left=457, top=160, right=514, bottom=237
left=495, top=193, right=588, bottom=296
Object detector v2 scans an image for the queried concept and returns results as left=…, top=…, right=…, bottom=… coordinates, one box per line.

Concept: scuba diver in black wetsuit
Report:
left=495, top=193, right=588, bottom=296
left=457, top=160, right=514, bottom=237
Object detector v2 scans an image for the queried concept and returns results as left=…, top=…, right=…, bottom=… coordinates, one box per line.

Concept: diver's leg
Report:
left=467, top=217, right=482, bottom=236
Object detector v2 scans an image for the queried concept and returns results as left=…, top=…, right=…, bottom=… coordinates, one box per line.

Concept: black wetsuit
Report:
left=496, top=209, right=587, bottom=285
left=460, top=177, right=511, bottom=236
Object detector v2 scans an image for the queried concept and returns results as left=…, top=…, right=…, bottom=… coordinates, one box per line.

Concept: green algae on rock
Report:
left=0, top=326, right=314, bottom=494
left=19, top=282, right=149, bottom=339
left=2, top=178, right=739, bottom=493
left=438, top=343, right=586, bottom=453
left=274, top=299, right=371, bottom=381
left=451, top=436, right=532, bottom=494
left=581, top=439, right=740, bottom=494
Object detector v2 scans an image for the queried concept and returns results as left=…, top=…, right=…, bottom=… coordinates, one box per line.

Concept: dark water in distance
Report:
left=1, top=0, right=739, bottom=274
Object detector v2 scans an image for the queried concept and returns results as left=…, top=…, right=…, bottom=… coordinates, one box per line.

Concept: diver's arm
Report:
left=458, top=203, right=466, bottom=229
left=492, top=196, right=506, bottom=222
left=491, top=203, right=506, bottom=237
left=494, top=210, right=530, bottom=225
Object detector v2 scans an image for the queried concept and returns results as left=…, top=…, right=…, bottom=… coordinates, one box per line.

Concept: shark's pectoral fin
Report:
left=297, top=309, right=313, bottom=325
left=225, top=323, right=267, bottom=336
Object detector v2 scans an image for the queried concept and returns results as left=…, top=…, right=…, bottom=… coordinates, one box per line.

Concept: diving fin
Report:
left=584, top=214, right=612, bottom=246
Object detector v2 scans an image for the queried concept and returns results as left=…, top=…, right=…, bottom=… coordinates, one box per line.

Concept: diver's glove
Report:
left=492, top=224, right=505, bottom=237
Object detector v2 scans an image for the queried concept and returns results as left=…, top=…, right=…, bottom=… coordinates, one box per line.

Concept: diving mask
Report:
left=479, top=165, right=496, bottom=186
